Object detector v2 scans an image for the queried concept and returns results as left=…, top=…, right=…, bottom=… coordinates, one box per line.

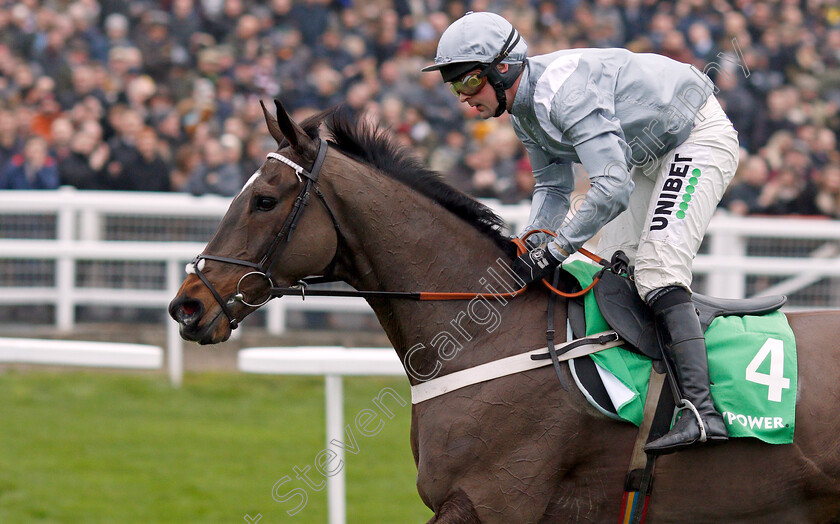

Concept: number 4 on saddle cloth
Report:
left=561, top=257, right=796, bottom=445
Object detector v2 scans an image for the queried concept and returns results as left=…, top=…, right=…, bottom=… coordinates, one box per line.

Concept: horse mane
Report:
left=291, top=106, right=518, bottom=259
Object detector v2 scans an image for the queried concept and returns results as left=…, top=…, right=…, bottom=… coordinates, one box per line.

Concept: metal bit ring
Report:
left=233, top=271, right=275, bottom=307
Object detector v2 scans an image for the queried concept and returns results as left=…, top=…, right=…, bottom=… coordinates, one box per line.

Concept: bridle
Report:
left=188, top=138, right=340, bottom=329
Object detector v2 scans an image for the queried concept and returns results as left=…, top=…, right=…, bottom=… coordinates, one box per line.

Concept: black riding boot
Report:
left=644, top=287, right=729, bottom=455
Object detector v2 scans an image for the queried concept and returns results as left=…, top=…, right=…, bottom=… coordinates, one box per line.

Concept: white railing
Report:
left=0, top=337, right=163, bottom=369
left=697, top=215, right=840, bottom=299
left=2, top=189, right=839, bottom=385
left=0, top=189, right=532, bottom=339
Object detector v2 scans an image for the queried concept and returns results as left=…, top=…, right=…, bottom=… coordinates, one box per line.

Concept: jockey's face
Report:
left=453, top=72, right=498, bottom=119
left=450, top=64, right=510, bottom=120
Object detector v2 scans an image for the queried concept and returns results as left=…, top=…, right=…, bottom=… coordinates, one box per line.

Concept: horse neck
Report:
left=325, top=160, right=559, bottom=379
left=335, top=171, right=508, bottom=294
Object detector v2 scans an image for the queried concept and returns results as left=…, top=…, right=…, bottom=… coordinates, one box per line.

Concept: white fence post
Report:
left=705, top=222, right=746, bottom=299
left=266, top=300, right=287, bottom=335
left=79, top=208, right=102, bottom=241
left=56, top=190, right=76, bottom=331
left=326, top=374, right=346, bottom=524
left=166, top=259, right=184, bottom=387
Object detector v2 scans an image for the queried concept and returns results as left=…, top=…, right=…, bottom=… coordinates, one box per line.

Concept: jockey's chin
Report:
left=470, top=102, right=496, bottom=119
left=480, top=106, right=496, bottom=119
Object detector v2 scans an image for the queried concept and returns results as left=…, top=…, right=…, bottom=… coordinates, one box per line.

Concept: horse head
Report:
left=169, top=100, right=339, bottom=343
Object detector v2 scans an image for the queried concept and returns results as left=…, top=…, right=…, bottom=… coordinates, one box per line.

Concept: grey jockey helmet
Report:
left=422, top=12, right=527, bottom=117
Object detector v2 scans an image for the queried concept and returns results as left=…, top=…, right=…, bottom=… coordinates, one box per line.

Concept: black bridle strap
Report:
left=260, top=140, right=330, bottom=278
left=191, top=260, right=242, bottom=328
left=477, top=26, right=520, bottom=80
left=197, top=255, right=261, bottom=269
left=189, top=139, right=337, bottom=328
left=258, top=178, right=313, bottom=276
left=268, top=280, right=527, bottom=301
left=271, top=287, right=422, bottom=300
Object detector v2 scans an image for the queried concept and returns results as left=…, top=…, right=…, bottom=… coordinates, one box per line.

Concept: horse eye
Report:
left=255, top=196, right=277, bottom=211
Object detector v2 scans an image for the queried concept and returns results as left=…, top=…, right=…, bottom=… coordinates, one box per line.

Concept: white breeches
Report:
left=595, top=95, right=740, bottom=299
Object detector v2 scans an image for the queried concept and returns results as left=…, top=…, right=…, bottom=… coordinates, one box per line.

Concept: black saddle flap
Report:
left=593, top=270, right=660, bottom=359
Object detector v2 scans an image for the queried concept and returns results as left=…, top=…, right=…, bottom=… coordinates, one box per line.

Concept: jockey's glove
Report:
left=521, top=230, right=550, bottom=250
left=511, top=243, right=566, bottom=286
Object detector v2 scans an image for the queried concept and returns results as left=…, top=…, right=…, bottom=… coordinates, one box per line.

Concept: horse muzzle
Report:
left=169, top=293, right=233, bottom=344
left=169, top=295, right=204, bottom=327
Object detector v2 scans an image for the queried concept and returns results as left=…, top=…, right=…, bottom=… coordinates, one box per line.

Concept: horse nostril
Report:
left=181, top=301, right=199, bottom=316
left=170, top=297, right=204, bottom=326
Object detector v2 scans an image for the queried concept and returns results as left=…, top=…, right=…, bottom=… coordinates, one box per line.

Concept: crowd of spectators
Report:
left=0, top=0, right=839, bottom=219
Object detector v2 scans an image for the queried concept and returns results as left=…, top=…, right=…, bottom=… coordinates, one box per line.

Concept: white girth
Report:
left=410, top=330, right=624, bottom=404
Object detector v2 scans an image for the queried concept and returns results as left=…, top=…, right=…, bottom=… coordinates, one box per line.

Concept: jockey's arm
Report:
left=551, top=132, right=634, bottom=258
left=544, top=71, right=635, bottom=258
left=514, top=128, right=574, bottom=247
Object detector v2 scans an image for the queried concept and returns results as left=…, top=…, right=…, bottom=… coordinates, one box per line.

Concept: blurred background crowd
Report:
left=1, top=0, right=839, bottom=218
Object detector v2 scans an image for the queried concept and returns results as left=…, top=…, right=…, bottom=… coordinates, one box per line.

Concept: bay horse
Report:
left=169, top=100, right=840, bottom=523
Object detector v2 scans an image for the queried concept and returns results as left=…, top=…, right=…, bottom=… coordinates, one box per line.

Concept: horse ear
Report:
left=260, top=100, right=285, bottom=145
left=275, top=99, right=317, bottom=157
left=260, top=100, right=316, bottom=157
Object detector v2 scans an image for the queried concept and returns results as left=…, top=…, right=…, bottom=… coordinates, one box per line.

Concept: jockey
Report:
left=423, top=11, right=738, bottom=455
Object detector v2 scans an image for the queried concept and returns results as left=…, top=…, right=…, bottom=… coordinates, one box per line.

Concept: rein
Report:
left=269, top=229, right=607, bottom=301
left=189, top=138, right=607, bottom=325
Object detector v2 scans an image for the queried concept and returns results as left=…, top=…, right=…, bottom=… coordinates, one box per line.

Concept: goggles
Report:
left=449, top=71, right=487, bottom=97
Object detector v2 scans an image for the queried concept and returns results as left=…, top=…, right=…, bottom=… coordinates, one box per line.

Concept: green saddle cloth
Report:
left=563, top=260, right=797, bottom=444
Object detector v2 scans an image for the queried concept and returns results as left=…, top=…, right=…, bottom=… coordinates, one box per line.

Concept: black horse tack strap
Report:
left=544, top=267, right=571, bottom=391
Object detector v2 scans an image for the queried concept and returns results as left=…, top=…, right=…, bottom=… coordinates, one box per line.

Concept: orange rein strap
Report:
left=518, top=229, right=605, bottom=299
left=418, top=230, right=603, bottom=301
left=271, top=231, right=604, bottom=302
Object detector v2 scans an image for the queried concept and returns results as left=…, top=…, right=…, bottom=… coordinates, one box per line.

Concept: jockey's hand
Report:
left=518, top=226, right=550, bottom=250
left=522, top=232, right=549, bottom=250
left=511, top=244, right=565, bottom=286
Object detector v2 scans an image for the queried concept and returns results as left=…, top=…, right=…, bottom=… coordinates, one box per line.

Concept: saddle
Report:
left=592, top=267, right=788, bottom=359
left=562, top=253, right=787, bottom=418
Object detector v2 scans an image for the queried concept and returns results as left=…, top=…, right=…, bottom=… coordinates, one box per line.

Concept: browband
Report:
left=266, top=139, right=329, bottom=183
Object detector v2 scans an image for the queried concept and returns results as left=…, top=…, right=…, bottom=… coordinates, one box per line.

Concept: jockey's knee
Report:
left=633, top=239, right=694, bottom=300
left=633, top=265, right=692, bottom=301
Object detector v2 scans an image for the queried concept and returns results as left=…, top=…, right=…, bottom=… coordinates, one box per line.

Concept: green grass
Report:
left=0, top=371, right=433, bottom=523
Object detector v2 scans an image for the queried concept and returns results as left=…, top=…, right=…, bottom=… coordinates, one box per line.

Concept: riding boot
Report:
left=644, top=287, right=729, bottom=455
